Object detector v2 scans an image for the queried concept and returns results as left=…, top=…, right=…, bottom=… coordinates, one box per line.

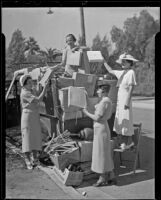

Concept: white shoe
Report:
left=120, top=142, right=134, bottom=150
left=120, top=143, right=126, bottom=150
left=25, top=159, right=33, bottom=170
left=125, top=142, right=134, bottom=150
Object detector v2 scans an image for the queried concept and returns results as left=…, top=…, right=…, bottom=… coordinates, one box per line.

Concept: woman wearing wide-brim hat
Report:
left=19, top=74, right=49, bottom=169
left=103, top=53, right=139, bottom=150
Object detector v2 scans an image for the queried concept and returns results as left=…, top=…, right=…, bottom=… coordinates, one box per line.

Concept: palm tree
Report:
left=24, top=37, right=40, bottom=56
left=39, top=48, right=62, bottom=62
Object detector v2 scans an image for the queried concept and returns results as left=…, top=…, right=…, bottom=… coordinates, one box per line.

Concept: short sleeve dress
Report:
left=20, top=88, right=42, bottom=153
left=113, top=69, right=137, bottom=136
left=92, top=97, right=114, bottom=173
left=62, top=46, right=79, bottom=76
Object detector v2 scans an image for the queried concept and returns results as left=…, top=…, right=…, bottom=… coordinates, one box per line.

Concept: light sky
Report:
left=2, top=7, right=160, bottom=51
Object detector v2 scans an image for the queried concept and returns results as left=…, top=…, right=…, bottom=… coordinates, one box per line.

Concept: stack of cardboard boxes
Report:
left=49, top=50, right=117, bottom=186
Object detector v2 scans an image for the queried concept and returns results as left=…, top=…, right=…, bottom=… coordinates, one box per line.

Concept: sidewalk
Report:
left=132, top=99, right=155, bottom=110
left=6, top=132, right=154, bottom=199
left=6, top=167, right=75, bottom=199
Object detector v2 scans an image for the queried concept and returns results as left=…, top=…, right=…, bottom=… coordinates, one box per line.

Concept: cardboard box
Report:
left=59, top=87, right=83, bottom=112
left=78, top=141, right=93, bottom=162
left=72, top=72, right=97, bottom=96
left=50, top=147, right=80, bottom=170
left=66, top=51, right=82, bottom=66
left=57, top=77, right=74, bottom=89
left=87, top=51, right=104, bottom=63
left=68, top=86, right=87, bottom=109
left=53, top=166, right=83, bottom=186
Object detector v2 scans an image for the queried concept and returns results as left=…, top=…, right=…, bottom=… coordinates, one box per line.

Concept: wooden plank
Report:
left=51, top=78, right=63, bottom=136
left=43, top=88, right=57, bottom=137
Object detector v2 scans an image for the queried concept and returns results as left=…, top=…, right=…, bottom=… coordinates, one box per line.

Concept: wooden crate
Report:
left=57, top=77, right=74, bottom=89
left=78, top=141, right=93, bottom=162
left=50, top=147, right=80, bottom=170
left=53, top=166, right=83, bottom=186
left=72, top=72, right=97, bottom=97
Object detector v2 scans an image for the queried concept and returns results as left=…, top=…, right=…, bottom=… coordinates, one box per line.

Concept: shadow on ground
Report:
left=77, top=133, right=154, bottom=189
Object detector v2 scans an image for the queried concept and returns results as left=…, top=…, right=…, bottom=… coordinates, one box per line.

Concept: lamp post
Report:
left=79, top=7, right=86, bottom=46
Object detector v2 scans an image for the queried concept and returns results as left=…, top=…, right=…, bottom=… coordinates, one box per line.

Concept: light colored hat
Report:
left=116, top=53, right=139, bottom=64
left=19, top=74, right=32, bottom=87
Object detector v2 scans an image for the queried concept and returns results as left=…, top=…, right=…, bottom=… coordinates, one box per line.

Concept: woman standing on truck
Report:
left=20, top=74, right=49, bottom=169
left=83, top=84, right=116, bottom=186
left=55, top=34, right=80, bottom=77
left=103, top=53, right=138, bottom=150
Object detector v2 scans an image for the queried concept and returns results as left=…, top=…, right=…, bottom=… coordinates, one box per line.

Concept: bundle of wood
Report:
left=44, top=130, right=74, bottom=153
left=47, top=141, right=78, bottom=155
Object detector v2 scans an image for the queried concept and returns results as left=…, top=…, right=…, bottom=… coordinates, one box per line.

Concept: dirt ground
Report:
left=5, top=148, right=71, bottom=199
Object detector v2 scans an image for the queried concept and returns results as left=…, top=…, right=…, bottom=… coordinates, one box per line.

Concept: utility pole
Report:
left=80, top=7, right=86, bottom=46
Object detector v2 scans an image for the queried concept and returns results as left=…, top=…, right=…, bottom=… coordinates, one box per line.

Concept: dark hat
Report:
left=98, top=84, right=111, bottom=93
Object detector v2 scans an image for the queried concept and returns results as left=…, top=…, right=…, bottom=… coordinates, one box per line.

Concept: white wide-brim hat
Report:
left=19, top=74, right=32, bottom=87
left=116, top=53, right=139, bottom=64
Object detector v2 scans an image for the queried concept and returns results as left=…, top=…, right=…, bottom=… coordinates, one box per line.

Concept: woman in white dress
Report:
left=55, top=34, right=80, bottom=77
left=20, top=74, right=49, bottom=169
left=83, top=84, right=116, bottom=186
left=55, top=34, right=89, bottom=77
left=104, top=53, right=138, bottom=150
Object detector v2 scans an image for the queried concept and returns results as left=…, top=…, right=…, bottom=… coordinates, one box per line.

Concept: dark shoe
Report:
left=108, top=178, right=117, bottom=185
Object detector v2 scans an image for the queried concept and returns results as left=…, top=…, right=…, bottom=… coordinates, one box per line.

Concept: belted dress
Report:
left=91, top=97, right=114, bottom=173
left=20, top=88, right=42, bottom=153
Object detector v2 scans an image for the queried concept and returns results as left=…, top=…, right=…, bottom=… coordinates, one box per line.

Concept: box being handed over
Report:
left=87, top=51, right=104, bottom=63
left=68, top=86, right=87, bottom=109
left=66, top=51, right=82, bottom=66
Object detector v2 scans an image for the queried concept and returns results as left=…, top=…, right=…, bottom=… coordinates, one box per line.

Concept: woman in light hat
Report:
left=83, top=84, right=116, bottom=186
left=19, top=74, right=49, bottom=169
left=103, top=53, right=138, bottom=150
